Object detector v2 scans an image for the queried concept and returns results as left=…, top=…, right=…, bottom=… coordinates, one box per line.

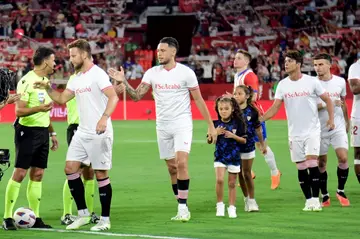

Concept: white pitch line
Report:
left=30, top=228, right=199, bottom=239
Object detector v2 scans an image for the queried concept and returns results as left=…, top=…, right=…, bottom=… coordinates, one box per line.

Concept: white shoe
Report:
left=90, top=217, right=111, bottom=231
left=303, top=199, right=313, bottom=212
left=248, top=199, right=259, bottom=212
left=171, top=204, right=191, bottom=222
left=216, top=202, right=225, bottom=217
left=66, top=216, right=91, bottom=230
left=244, top=197, right=249, bottom=212
left=227, top=205, right=237, bottom=218
left=312, top=198, right=322, bottom=212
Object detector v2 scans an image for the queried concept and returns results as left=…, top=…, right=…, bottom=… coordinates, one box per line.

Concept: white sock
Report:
left=78, top=209, right=90, bottom=217
left=264, top=146, right=279, bottom=176
left=178, top=204, right=187, bottom=210
left=100, top=216, right=110, bottom=222
left=217, top=202, right=224, bottom=205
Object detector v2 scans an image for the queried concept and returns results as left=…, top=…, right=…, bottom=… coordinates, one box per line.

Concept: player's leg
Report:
left=3, top=126, right=33, bottom=230
left=318, top=137, right=330, bottom=206
left=214, top=163, right=226, bottom=217
left=332, top=132, right=350, bottom=206
left=241, top=151, right=258, bottom=212
left=82, top=166, right=99, bottom=223
left=350, top=119, right=360, bottom=183
left=305, top=135, right=322, bottom=211
left=65, top=133, right=91, bottom=230
left=89, top=135, right=113, bottom=232
left=255, top=122, right=281, bottom=189
left=227, top=166, right=240, bottom=218
left=165, top=158, right=178, bottom=202
left=238, top=166, right=249, bottom=212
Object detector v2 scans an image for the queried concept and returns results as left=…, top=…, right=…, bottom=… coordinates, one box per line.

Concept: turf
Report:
left=0, top=121, right=359, bottom=239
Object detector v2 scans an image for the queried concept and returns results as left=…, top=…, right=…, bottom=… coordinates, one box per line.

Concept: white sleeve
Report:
left=348, top=64, right=360, bottom=80
left=314, top=79, right=326, bottom=97
left=186, top=69, right=199, bottom=90
left=66, top=79, right=75, bottom=92
left=141, top=69, right=152, bottom=86
left=274, top=81, right=283, bottom=100
left=341, top=78, right=346, bottom=97
left=96, top=71, right=112, bottom=91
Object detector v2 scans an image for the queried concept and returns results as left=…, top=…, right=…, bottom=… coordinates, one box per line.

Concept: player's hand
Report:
left=38, top=103, right=53, bottom=112
left=96, top=116, right=108, bottom=134
left=6, top=94, right=21, bottom=104
left=208, top=126, right=218, bottom=144
left=33, top=81, right=50, bottom=90
left=259, top=142, right=267, bottom=154
left=216, top=126, right=226, bottom=135
left=50, top=136, right=59, bottom=151
left=224, top=131, right=235, bottom=139
left=108, top=67, right=125, bottom=83
left=114, top=83, right=126, bottom=95
left=327, top=119, right=335, bottom=131
left=334, top=100, right=343, bottom=107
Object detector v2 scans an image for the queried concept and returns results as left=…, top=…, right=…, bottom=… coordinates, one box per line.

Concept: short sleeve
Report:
left=314, top=79, right=326, bottom=97
left=186, top=69, right=199, bottom=91
left=251, top=109, right=261, bottom=129
left=96, top=71, right=112, bottom=92
left=235, top=120, right=247, bottom=137
left=141, top=69, right=152, bottom=86
left=341, top=78, right=346, bottom=97
left=244, top=72, right=259, bottom=92
left=17, top=79, right=32, bottom=102
left=274, top=81, right=283, bottom=100
left=348, top=63, right=360, bottom=80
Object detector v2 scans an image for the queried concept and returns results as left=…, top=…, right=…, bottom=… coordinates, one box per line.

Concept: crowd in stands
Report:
left=1, top=0, right=360, bottom=90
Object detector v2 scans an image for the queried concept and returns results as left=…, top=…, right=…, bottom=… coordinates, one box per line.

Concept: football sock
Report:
left=84, top=179, right=95, bottom=213
left=298, top=169, right=311, bottom=199
left=309, top=167, right=320, bottom=198
left=337, top=167, right=349, bottom=191
left=319, top=170, right=328, bottom=196
left=4, top=179, right=21, bottom=218
left=27, top=180, right=42, bottom=217
left=177, top=179, right=189, bottom=205
left=172, top=184, right=179, bottom=202
left=98, top=177, right=112, bottom=217
left=67, top=173, right=87, bottom=211
left=62, top=179, right=73, bottom=217
left=264, top=146, right=279, bottom=176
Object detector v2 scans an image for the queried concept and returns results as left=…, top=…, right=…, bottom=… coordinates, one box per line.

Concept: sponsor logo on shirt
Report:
left=284, top=91, right=310, bottom=98
left=325, top=92, right=340, bottom=98
left=155, top=83, right=181, bottom=90
left=75, top=87, right=92, bottom=94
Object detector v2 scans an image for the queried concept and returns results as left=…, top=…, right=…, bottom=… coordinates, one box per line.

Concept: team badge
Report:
left=232, top=129, right=237, bottom=134
left=247, top=116, right=251, bottom=121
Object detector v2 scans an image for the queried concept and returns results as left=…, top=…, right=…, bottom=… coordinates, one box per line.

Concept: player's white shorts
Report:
left=320, top=131, right=349, bottom=155
left=240, top=151, right=256, bottom=160
left=351, top=118, right=360, bottom=147
left=214, top=162, right=240, bottom=173
left=156, top=126, right=193, bottom=160
left=66, top=131, right=113, bottom=170
left=289, top=135, right=320, bottom=163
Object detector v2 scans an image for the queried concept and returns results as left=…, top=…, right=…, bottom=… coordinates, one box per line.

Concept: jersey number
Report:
left=353, top=126, right=358, bottom=136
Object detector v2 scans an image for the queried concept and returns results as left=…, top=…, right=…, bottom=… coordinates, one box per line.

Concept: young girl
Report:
left=234, top=85, right=266, bottom=212
left=208, top=95, right=247, bottom=218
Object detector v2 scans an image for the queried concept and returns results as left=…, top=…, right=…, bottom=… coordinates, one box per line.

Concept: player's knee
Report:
left=29, top=168, right=44, bottom=181
left=82, top=167, right=95, bottom=180
left=318, top=159, right=327, bottom=170
left=354, top=148, right=360, bottom=159
left=64, top=161, right=80, bottom=175
left=216, top=177, right=224, bottom=185
left=95, top=170, right=108, bottom=180
left=243, top=170, right=252, bottom=180
left=167, top=165, right=177, bottom=176
left=177, top=160, right=188, bottom=172
left=228, top=180, right=236, bottom=189
left=12, top=168, right=27, bottom=183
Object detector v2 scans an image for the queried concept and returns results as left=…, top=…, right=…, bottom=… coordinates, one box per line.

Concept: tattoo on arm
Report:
left=124, top=81, right=150, bottom=101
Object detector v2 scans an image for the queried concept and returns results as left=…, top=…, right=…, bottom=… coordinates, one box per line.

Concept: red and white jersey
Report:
left=142, top=63, right=199, bottom=128
left=66, top=64, right=113, bottom=136
left=348, top=60, right=360, bottom=119
left=275, top=74, right=325, bottom=139
left=233, top=69, right=259, bottom=93
left=317, top=75, right=346, bottom=137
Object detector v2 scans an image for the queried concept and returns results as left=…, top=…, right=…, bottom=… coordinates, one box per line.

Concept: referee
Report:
left=2, top=47, right=59, bottom=230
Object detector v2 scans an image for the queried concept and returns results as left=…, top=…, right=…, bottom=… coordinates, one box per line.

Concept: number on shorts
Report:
left=353, top=126, right=358, bottom=136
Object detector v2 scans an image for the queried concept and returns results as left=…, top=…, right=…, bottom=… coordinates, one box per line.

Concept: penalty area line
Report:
left=30, top=228, right=199, bottom=239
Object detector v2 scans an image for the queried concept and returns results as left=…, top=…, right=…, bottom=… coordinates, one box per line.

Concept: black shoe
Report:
left=32, top=218, right=52, bottom=228
left=90, top=212, right=100, bottom=224
left=2, top=218, right=17, bottom=230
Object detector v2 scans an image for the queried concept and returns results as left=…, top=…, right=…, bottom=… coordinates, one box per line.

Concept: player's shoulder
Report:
left=245, top=70, right=257, bottom=78
left=331, top=74, right=345, bottom=83
left=92, top=65, right=108, bottom=77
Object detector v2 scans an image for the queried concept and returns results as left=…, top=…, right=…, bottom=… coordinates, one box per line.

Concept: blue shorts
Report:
left=254, top=121, right=267, bottom=142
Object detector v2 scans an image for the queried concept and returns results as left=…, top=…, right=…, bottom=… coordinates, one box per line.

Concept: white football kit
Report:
left=348, top=60, right=360, bottom=147
left=275, top=74, right=325, bottom=163
left=317, top=75, right=348, bottom=155
left=66, top=65, right=114, bottom=170
left=141, top=63, right=199, bottom=159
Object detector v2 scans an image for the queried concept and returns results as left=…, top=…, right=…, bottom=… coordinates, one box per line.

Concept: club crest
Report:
left=247, top=116, right=251, bottom=121
left=232, top=129, right=237, bottom=134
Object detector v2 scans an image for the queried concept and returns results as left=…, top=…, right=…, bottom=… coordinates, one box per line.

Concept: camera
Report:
left=0, top=149, right=10, bottom=181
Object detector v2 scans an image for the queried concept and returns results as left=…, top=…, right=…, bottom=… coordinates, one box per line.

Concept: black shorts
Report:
left=15, top=125, right=49, bottom=169
left=67, top=124, right=79, bottom=146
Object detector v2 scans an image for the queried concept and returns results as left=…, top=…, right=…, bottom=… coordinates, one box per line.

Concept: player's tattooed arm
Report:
left=349, top=79, right=360, bottom=95
left=123, top=81, right=151, bottom=102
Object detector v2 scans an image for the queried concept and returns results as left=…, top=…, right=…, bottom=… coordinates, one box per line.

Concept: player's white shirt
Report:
left=275, top=74, right=325, bottom=139
left=141, top=63, right=199, bottom=128
left=317, top=75, right=346, bottom=137
left=67, top=64, right=113, bottom=136
left=348, top=60, right=360, bottom=119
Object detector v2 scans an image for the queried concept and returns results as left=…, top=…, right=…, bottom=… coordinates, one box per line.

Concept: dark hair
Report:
left=313, top=53, right=332, bottom=64
left=32, top=47, right=55, bottom=66
left=67, top=39, right=92, bottom=57
left=215, top=95, right=247, bottom=132
left=285, top=50, right=303, bottom=66
left=235, top=85, right=258, bottom=113
left=236, top=49, right=252, bottom=62
left=159, top=37, right=179, bottom=54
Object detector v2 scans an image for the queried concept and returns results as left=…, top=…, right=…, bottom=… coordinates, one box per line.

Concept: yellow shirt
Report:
left=66, top=74, right=79, bottom=125
left=17, top=71, right=52, bottom=127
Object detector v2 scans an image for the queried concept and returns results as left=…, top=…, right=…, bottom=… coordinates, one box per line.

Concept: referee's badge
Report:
left=38, top=92, right=45, bottom=103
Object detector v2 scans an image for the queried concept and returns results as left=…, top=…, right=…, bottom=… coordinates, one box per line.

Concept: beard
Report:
left=74, top=61, right=84, bottom=71
left=158, top=58, right=170, bottom=65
